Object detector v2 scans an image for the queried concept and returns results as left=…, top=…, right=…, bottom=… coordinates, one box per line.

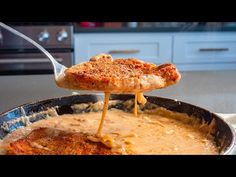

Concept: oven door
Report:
left=0, top=52, right=73, bottom=75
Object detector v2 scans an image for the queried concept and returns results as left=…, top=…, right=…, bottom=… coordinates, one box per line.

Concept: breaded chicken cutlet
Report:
left=57, top=54, right=181, bottom=93
left=7, top=128, right=118, bottom=155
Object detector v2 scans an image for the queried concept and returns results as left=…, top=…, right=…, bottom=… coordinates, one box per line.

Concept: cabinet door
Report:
left=74, top=33, right=172, bottom=64
left=173, top=33, right=236, bottom=64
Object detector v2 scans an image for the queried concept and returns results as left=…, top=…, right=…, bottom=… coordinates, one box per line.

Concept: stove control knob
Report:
left=38, top=31, right=49, bottom=42
left=57, top=30, right=68, bottom=42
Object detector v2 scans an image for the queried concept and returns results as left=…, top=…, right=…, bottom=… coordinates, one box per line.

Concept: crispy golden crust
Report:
left=57, top=54, right=181, bottom=93
left=7, top=128, right=118, bottom=155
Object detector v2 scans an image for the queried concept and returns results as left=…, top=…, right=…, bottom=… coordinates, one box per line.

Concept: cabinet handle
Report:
left=199, top=48, right=229, bottom=52
left=108, top=49, right=140, bottom=54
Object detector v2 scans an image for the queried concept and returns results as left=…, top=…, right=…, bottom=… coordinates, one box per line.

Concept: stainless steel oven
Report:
left=0, top=24, right=74, bottom=75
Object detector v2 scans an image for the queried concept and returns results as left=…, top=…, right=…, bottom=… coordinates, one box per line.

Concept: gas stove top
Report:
left=0, top=24, right=74, bottom=49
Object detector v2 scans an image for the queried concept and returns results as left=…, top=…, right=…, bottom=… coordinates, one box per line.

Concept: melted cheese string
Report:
left=96, top=92, right=146, bottom=136
left=137, top=92, right=147, bottom=105
left=96, top=92, right=110, bottom=136
left=134, top=92, right=147, bottom=116
left=134, top=93, right=138, bottom=116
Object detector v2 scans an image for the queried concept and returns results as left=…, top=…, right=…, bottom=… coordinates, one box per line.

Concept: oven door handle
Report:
left=0, top=58, right=63, bottom=64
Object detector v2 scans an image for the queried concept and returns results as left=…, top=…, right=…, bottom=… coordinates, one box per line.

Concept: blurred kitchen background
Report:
left=0, top=22, right=236, bottom=113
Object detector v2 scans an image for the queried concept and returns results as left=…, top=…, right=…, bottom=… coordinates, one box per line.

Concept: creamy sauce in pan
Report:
left=0, top=107, right=218, bottom=155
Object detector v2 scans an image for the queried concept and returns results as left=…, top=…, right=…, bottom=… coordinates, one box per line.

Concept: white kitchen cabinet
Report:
left=173, top=32, right=236, bottom=71
left=74, top=33, right=172, bottom=64
left=74, top=32, right=236, bottom=71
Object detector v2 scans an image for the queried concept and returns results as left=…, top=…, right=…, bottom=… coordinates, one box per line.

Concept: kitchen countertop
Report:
left=217, top=113, right=236, bottom=129
left=218, top=113, right=236, bottom=154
